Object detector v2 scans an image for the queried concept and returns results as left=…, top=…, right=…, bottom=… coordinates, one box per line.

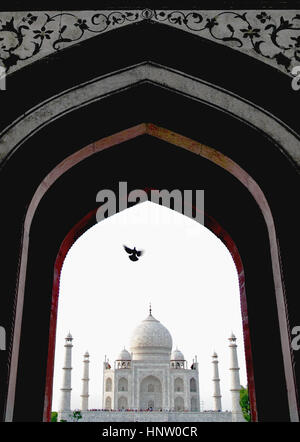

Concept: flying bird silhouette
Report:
left=123, top=245, right=144, bottom=261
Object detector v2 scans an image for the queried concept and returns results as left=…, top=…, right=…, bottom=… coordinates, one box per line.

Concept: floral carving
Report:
left=256, top=12, right=271, bottom=24
left=0, top=9, right=300, bottom=75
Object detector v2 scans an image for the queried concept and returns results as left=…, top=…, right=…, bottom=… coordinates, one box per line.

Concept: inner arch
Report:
left=6, top=124, right=296, bottom=422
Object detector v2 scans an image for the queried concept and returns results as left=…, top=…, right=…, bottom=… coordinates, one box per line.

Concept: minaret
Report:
left=81, top=351, right=90, bottom=411
left=228, top=333, right=245, bottom=422
left=59, top=332, right=73, bottom=412
left=194, top=355, right=199, bottom=371
left=212, top=351, right=222, bottom=411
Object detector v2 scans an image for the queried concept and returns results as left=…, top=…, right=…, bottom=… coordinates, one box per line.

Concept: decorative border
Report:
left=156, top=10, right=300, bottom=72
left=1, top=10, right=300, bottom=75
left=1, top=9, right=300, bottom=76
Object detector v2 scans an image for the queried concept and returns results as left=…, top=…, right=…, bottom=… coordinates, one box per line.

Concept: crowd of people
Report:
left=84, top=408, right=229, bottom=412
left=86, top=408, right=185, bottom=412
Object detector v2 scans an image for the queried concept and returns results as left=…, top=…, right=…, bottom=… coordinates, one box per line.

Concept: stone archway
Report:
left=23, top=122, right=290, bottom=422
left=174, top=378, right=184, bottom=392
left=191, top=397, right=198, bottom=412
left=174, top=396, right=184, bottom=412
left=140, top=376, right=162, bottom=410
left=105, top=378, right=112, bottom=392
left=0, top=21, right=299, bottom=423
left=118, top=378, right=128, bottom=392
left=5, top=123, right=296, bottom=422
left=42, top=198, right=256, bottom=421
left=105, top=396, right=111, bottom=410
left=27, top=124, right=261, bottom=420
left=190, top=378, right=197, bottom=393
left=118, top=396, right=128, bottom=410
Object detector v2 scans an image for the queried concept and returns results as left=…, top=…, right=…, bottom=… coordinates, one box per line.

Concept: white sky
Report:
left=52, top=201, right=247, bottom=412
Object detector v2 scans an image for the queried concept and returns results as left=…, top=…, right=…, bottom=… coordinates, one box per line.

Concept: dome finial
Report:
left=149, top=302, right=152, bottom=316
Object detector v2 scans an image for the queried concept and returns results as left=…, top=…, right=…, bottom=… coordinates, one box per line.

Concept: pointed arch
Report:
left=118, top=396, right=128, bottom=410
left=140, top=376, right=162, bottom=410
left=191, top=397, right=198, bottom=412
left=190, top=378, right=197, bottom=393
left=2, top=56, right=298, bottom=421
left=174, top=396, right=184, bottom=412
left=174, top=378, right=184, bottom=392
left=105, top=396, right=111, bottom=410
left=118, top=378, right=128, bottom=392
left=105, top=378, right=112, bottom=392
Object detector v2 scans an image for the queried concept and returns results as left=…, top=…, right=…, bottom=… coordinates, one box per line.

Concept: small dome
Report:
left=171, top=348, right=185, bottom=361
left=117, top=348, right=131, bottom=361
left=130, top=312, right=172, bottom=361
left=84, top=351, right=89, bottom=358
left=212, top=351, right=218, bottom=358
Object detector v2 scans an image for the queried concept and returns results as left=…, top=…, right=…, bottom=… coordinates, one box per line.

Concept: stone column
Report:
left=59, top=332, right=73, bottom=412
left=212, top=352, right=222, bottom=411
left=228, top=333, right=245, bottom=422
left=81, top=351, right=90, bottom=411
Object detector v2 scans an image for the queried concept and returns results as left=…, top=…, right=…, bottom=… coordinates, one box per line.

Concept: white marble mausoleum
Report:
left=102, top=308, right=200, bottom=413
left=57, top=307, right=245, bottom=422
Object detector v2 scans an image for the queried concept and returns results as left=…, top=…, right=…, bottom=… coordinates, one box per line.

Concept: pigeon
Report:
left=123, top=245, right=144, bottom=261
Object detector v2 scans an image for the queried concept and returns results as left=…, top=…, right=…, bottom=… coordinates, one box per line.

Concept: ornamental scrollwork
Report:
left=0, top=9, right=300, bottom=75
left=153, top=10, right=300, bottom=72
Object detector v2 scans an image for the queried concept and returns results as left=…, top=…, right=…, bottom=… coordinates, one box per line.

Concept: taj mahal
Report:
left=57, top=307, right=245, bottom=422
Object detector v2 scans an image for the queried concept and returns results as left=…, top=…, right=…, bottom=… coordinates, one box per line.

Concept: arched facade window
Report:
left=191, top=397, right=198, bottom=411
left=148, top=383, right=155, bottom=392
left=105, top=377, right=112, bottom=392
left=148, top=400, right=154, bottom=409
left=118, top=377, right=128, bottom=392
left=190, top=378, right=197, bottom=392
left=174, top=377, right=184, bottom=392
left=139, top=376, right=162, bottom=410
left=105, top=396, right=112, bottom=410
left=118, top=396, right=128, bottom=410
left=174, top=396, right=184, bottom=411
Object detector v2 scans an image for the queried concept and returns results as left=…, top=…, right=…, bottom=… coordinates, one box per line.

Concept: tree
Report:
left=70, top=409, right=82, bottom=422
left=51, top=411, right=58, bottom=422
left=240, top=386, right=251, bottom=422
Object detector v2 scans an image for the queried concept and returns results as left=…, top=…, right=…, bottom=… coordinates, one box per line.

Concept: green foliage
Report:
left=51, top=411, right=58, bottom=422
left=239, top=386, right=251, bottom=422
left=71, top=410, right=82, bottom=422
left=53, top=409, right=82, bottom=422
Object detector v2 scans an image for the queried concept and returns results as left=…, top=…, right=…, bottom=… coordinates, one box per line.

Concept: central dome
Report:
left=129, top=312, right=173, bottom=361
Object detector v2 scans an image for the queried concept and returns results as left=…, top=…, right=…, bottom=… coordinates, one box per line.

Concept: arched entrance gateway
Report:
left=0, top=12, right=299, bottom=422
left=140, top=376, right=162, bottom=410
